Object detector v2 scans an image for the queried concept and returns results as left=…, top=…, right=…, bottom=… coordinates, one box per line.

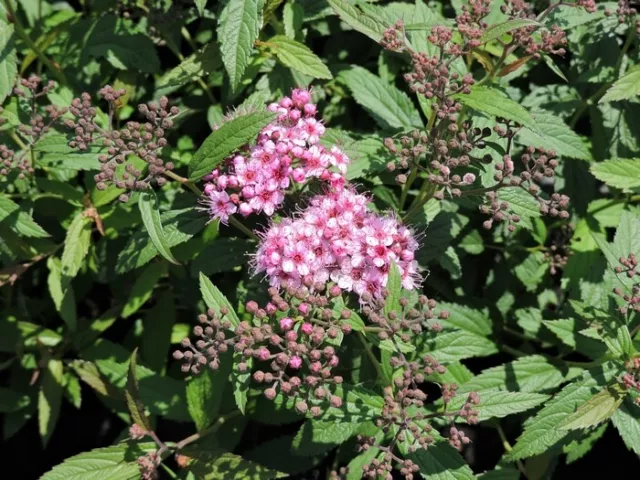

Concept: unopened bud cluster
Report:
left=605, top=0, right=640, bottom=34
left=1, top=76, right=67, bottom=179
left=613, top=253, right=640, bottom=314
left=621, top=358, right=640, bottom=405
left=66, top=86, right=179, bottom=202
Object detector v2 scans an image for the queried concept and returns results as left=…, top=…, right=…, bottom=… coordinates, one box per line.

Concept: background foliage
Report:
left=1, top=0, right=639, bottom=479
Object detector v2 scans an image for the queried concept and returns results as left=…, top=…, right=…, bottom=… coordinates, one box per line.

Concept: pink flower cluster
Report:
left=204, top=89, right=350, bottom=223
left=253, top=188, right=421, bottom=301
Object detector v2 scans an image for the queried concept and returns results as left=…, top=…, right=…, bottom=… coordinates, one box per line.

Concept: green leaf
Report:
left=40, top=442, right=156, bottom=480
left=479, top=18, right=541, bottom=43
left=408, top=442, right=476, bottom=480
left=188, top=451, right=286, bottom=479
left=455, top=86, right=540, bottom=133
left=514, top=252, right=548, bottom=292
left=61, top=213, right=93, bottom=283
left=0, top=387, right=30, bottom=413
left=267, top=35, right=332, bottom=79
left=508, top=362, right=621, bottom=460
left=542, top=319, right=607, bottom=358
left=340, top=66, right=423, bottom=130
left=232, top=355, right=251, bottom=415
left=124, top=348, right=152, bottom=432
left=517, top=108, right=592, bottom=161
left=38, top=358, right=64, bottom=446
left=47, top=257, right=77, bottom=331
left=0, top=195, right=49, bottom=238
left=141, top=295, right=175, bottom=373
left=424, top=330, right=498, bottom=363
left=189, top=110, right=276, bottom=181
left=195, top=0, right=207, bottom=16
left=84, top=15, right=160, bottom=73
left=590, top=158, right=640, bottom=192
left=437, top=303, right=493, bottom=337
left=0, top=20, right=17, bottom=104
left=458, top=355, right=584, bottom=394
left=292, top=420, right=361, bottom=457
left=116, top=208, right=208, bottom=274
left=446, top=390, right=550, bottom=421
left=496, top=187, right=540, bottom=231
left=218, top=0, right=264, bottom=90
left=187, top=352, right=232, bottom=430
left=121, top=262, right=165, bottom=319
left=563, top=423, right=608, bottom=463
left=190, top=237, right=253, bottom=276
left=599, top=65, right=640, bottom=103
left=560, top=384, right=625, bottom=430
left=34, top=134, right=105, bottom=171
left=611, top=398, right=640, bottom=455
left=384, top=261, right=402, bottom=316
left=157, top=43, right=219, bottom=92
left=138, top=190, right=179, bottom=265
left=327, top=0, right=387, bottom=42
left=64, top=373, right=82, bottom=409
left=199, top=272, right=240, bottom=327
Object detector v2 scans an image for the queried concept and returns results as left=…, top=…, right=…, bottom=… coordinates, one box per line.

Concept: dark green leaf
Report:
left=124, top=348, right=152, bottom=431
left=138, top=189, right=179, bottom=265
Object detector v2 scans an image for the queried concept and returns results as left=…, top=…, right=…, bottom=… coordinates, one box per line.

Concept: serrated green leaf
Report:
left=518, top=109, right=592, bottom=161
left=218, top=0, right=264, bottom=89
left=138, top=190, right=179, bottom=265
left=199, top=272, right=240, bottom=327
left=563, top=423, right=608, bottom=463
left=156, top=42, right=219, bottom=93
left=458, top=355, right=584, bottom=394
left=61, top=213, right=93, bottom=283
left=508, top=362, right=621, bottom=460
left=40, top=442, right=157, bottom=480
left=560, top=384, right=625, bottom=430
left=0, top=387, right=30, bottom=413
left=189, top=110, right=276, bottom=180
left=590, top=158, right=640, bottom=192
left=496, top=187, right=540, bottom=231
left=121, top=262, right=165, bottom=319
left=190, top=237, right=253, bottom=276
left=438, top=303, right=493, bottom=337
left=124, top=348, right=152, bottom=432
left=599, top=65, right=640, bottom=103
left=187, top=360, right=230, bottom=430
left=38, top=358, right=64, bottom=446
left=232, top=354, right=251, bottom=415
left=117, top=208, right=207, bottom=273
left=384, top=261, right=402, bottom=316
left=425, top=330, right=498, bottom=363
left=188, top=450, right=286, bottom=479
left=0, top=21, right=17, bottom=104
left=47, top=257, right=77, bottom=331
left=408, top=442, right=476, bottom=480
left=340, top=66, right=423, bottom=130
left=542, top=319, right=607, bottom=358
left=292, top=420, right=361, bottom=457
left=456, top=86, right=540, bottom=133
left=479, top=18, right=541, bottom=43
left=449, top=390, right=549, bottom=421
left=327, top=0, right=387, bottom=42
left=514, top=252, right=548, bottom=292
left=195, top=0, right=207, bottom=16
left=0, top=195, right=49, bottom=238
left=267, top=35, right=332, bottom=79
left=64, top=373, right=82, bottom=409
left=611, top=398, right=640, bottom=455
left=34, top=134, right=105, bottom=171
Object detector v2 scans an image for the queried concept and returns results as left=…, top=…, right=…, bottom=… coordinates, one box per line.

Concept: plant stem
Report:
left=176, top=410, right=242, bottom=450
left=495, top=423, right=528, bottom=476
left=357, top=332, right=385, bottom=383
left=162, top=170, right=202, bottom=196
left=399, top=165, right=418, bottom=211
left=228, top=216, right=259, bottom=241
left=3, top=0, right=68, bottom=86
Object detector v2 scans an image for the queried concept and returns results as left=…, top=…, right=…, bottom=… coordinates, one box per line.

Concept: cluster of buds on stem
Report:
left=621, top=357, right=640, bottom=405
left=175, top=284, right=354, bottom=415
left=613, top=253, right=640, bottom=314
left=66, top=85, right=179, bottom=202
left=605, top=0, right=640, bottom=34
left=1, top=76, right=67, bottom=179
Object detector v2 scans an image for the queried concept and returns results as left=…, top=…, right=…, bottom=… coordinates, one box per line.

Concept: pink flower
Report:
left=301, top=323, right=313, bottom=335
left=462, top=173, right=476, bottom=184
left=207, top=190, right=237, bottom=224
left=289, top=356, right=303, bottom=369
left=280, top=317, right=293, bottom=331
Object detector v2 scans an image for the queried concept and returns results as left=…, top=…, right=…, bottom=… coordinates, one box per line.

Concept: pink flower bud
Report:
left=289, top=356, right=302, bottom=369
left=257, top=347, right=270, bottom=361
left=298, top=303, right=310, bottom=315
left=280, top=317, right=293, bottom=331
left=463, top=173, right=476, bottom=184
left=301, top=323, right=313, bottom=335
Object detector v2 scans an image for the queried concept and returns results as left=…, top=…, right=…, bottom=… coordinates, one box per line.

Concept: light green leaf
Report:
left=456, top=86, right=540, bottom=133
left=458, top=355, right=584, bottom=394
left=0, top=195, right=49, bottom=238
left=38, top=358, right=64, bottom=446
left=116, top=208, right=207, bottom=273
left=47, top=257, right=77, bottom=331
left=542, top=319, right=607, bottom=358
left=340, top=66, right=423, bottom=130
left=187, top=355, right=232, bottom=430
left=121, top=262, right=166, bottom=319
left=156, top=42, right=219, bottom=92
left=138, top=190, right=179, bottom=265
left=195, top=0, right=207, bottom=16
left=34, top=134, right=105, bottom=171
left=508, top=362, right=621, bottom=460
left=514, top=252, right=548, bottom=292
left=560, top=384, right=625, bottom=431
left=384, top=261, right=402, bottom=316
left=496, top=187, right=540, bottom=231
left=61, top=213, right=93, bottom=283
left=437, top=303, right=493, bottom=337
left=189, top=110, right=276, bottom=180
left=188, top=451, right=286, bottom=479
left=218, top=0, right=264, bottom=90
left=327, top=0, right=387, bottom=42
left=611, top=398, right=640, bottom=455
left=425, top=330, right=498, bottom=363
left=590, top=158, right=640, bottom=192
left=518, top=109, right=592, bottom=161
left=199, top=272, right=240, bottom=326
left=283, top=1, right=304, bottom=39
left=40, top=442, right=157, bottom=480
left=124, top=348, right=152, bottom=432
left=408, top=442, right=476, bottom=480
left=292, top=421, right=361, bottom=456
left=446, top=390, right=550, bottom=421
left=0, top=20, right=17, bottom=104
left=64, top=373, right=82, bottom=409
left=267, top=35, right=332, bottom=79
left=599, top=65, right=640, bottom=103
left=232, top=354, right=251, bottom=415
left=479, top=18, right=541, bottom=43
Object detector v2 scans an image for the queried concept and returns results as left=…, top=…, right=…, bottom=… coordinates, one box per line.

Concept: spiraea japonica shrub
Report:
left=1, top=0, right=640, bottom=479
